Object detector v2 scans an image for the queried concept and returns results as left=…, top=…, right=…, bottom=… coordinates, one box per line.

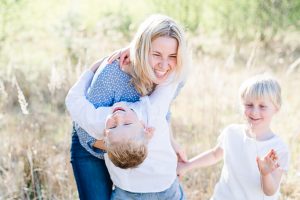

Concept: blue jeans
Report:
left=71, top=128, right=113, bottom=200
left=111, top=179, right=186, bottom=200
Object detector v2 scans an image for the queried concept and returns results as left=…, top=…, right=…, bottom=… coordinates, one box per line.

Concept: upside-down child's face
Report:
left=242, top=96, right=278, bottom=131
left=104, top=103, right=146, bottom=144
left=149, top=36, right=178, bottom=84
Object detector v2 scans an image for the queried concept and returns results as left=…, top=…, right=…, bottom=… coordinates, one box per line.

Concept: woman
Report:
left=69, top=14, right=190, bottom=199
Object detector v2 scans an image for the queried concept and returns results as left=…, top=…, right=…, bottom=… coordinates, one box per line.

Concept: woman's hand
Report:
left=107, top=46, right=131, bottom=71
left=177, top=161, right=190, bottom=180
left=257, top=149, right=280, bottom=176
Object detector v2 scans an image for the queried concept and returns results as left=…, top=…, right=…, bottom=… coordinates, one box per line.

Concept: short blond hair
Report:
left=239, top=74, right=282, bottom=109
left=106, top=129, right=149, bottom=169
left=129, top=14, right=189, bottom=96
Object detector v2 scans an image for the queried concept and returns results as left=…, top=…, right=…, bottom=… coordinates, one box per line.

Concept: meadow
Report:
left=0, top=0, right=299, bottom=199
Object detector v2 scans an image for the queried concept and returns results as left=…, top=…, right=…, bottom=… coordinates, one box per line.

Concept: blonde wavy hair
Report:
left=129, top=14, right=189, bottom=96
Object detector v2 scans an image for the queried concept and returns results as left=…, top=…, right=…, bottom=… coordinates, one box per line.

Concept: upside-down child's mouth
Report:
left=112, top=107, right=125, bottom=113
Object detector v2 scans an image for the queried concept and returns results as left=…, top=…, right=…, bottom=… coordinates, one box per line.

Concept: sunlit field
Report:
left=0, top=0, right=299, bottom=199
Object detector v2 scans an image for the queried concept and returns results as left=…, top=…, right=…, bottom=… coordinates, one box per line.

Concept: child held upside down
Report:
left=66, top=59, right=178, bottom=169
left=66, top=59, right=186, bottom=199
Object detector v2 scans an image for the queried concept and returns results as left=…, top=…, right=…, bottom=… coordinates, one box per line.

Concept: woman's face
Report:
left=149, top=36, right=178, bottom=84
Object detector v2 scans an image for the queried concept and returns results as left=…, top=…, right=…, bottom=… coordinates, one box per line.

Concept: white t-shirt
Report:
left=105, top=80, right=179, bottom=193
left=211, top=124, right=289, bottom=200
left=66, top=70, right=179, bottom=193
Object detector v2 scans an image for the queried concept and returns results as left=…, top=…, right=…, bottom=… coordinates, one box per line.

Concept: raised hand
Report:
left=107, top=46, right=131, bottom=69
left=257, top=149, right=280, bottom=176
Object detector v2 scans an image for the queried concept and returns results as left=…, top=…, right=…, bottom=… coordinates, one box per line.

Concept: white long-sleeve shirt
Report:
left=65, top=70, right=110, bottom=140
left=65, top=70, right=179, bottom=192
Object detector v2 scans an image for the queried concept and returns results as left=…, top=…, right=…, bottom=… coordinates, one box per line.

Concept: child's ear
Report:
left=145, top=127, right=155, bottom=139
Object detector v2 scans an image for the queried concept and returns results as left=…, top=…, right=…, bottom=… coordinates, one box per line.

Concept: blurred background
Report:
left=0, top=0, right=299, bottom=199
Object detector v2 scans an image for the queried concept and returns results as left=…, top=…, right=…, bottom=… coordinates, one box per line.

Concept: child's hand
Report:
left=93, top=140, right=106, bottom=150
left=257, top=149, right=280, bottom=176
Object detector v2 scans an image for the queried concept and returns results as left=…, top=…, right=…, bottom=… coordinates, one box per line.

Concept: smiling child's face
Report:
left=104, top=103, right=144, bottom=144
left=242, top=96, right=278, bottom=131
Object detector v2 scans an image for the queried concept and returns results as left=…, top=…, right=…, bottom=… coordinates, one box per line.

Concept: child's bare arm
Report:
left=257, top=149, right=283, bottom=196
left=177, top=144, right=223, bottom=176
left=261, top=169, right=283, bottom=196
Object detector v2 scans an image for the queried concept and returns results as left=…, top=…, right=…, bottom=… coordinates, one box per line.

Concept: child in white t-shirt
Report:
left=177, top=74, right=289, bottom=200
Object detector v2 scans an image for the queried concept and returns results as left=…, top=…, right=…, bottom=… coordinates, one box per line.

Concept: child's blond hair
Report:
left=129, top=14, right=189, bottom=96
left=106, top=129, right=149, bottom=169
left=239, top=74, right=282, bottom=109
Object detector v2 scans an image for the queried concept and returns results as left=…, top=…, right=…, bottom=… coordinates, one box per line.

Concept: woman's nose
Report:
left=160, top=59, right=169, bottom=70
